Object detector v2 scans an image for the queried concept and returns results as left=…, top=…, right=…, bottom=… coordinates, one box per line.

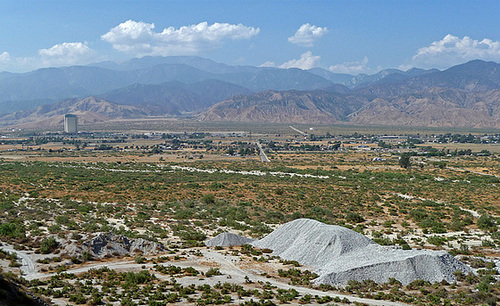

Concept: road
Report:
left=198, top=250, right=408, bottom=306
left=289, top=126, right=307, bottom=136
left=255, top=142, right=270, bottom=162
left=1, top=245, right=409, bottom=306
left=1, top=244, right=37, bottom=278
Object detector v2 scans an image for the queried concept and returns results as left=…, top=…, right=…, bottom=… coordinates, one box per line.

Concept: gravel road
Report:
left=1, top=244, right=37, bottom=277
left=1, top=245, right=409, bottom=306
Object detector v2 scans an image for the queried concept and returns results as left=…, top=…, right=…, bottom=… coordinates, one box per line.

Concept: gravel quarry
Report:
left=252, top=218, right=472, bottom=285
left=205, top=232, right=255, bottom=247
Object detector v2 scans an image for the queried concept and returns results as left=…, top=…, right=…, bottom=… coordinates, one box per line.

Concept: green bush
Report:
left=427, top=236, right=446, bottom=246
left=0, top=222, right=25, bottom=238
left=40, top=237, right=59, bottom=254
left=477, top=215, right=497, bottom=231
left=201, top=194, right=215, bottom=204
left=205, top=268, right=221, bottom=277
left=346, top=212, right=364, bottom=223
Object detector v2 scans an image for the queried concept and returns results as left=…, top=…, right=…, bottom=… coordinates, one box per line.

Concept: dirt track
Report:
left=1, top=244, right=409, bottom=306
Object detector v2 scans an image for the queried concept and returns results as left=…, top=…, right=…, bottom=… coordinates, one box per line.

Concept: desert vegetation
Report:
left=0, top=125, right=499, bottom=305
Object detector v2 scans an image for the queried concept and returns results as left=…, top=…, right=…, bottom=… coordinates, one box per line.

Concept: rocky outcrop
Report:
left=64, top=233, right=164, bottom=258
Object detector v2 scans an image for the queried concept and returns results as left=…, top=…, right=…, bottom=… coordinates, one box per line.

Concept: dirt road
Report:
left=1, top=244, right=37, bottom=278
left=1, top=245, right=409, bottom=306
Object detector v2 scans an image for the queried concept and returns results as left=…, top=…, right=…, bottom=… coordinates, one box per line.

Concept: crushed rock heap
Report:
left=205, top=232, right=256, bottom=247
left=64, top=232, right=164, bottom=258
left=251, top=218, right=471, bottom=285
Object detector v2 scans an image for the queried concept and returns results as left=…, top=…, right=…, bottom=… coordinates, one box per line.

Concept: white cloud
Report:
left=329, top=57, right=369, bottom=74
left=259, top=61, right=276, bottom=68
left=102, top=20, right=260, bottom=56
left=398, top=64, right=413, bottom=71
left=412, top=34, right=500, bottom=68
left=0, top=52, right=10, bottom=71
left=0, top=52, right=10, bottom=63
left=38, top=42, right=97, bottom=66
left=279, top=51, right=321, bottom=70
left=288, top=23, right=328, bottom=47
left=0, top=43, right=98, bottom=72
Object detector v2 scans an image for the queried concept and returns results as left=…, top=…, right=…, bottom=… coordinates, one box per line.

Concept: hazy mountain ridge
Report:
left=1, top=58, right=499, bottom=128
left=100, top=79, right=253, bottom=115
left=198, top=90, right=367, bottom=124
left=0, top=57, right=335, bottom=113
left=0, top=97, right=147, bottom=128
left=349, top=88, right=500, bottom=128
left=200, top=60, right=500, bottom=128
left=307, top=67, right=439, bottom=89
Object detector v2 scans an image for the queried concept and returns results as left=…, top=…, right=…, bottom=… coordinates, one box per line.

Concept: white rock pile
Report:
left=65, top=233, right=164, bottom=258
left=205, top=232, right=255, bottom=247
left=252, top=218, right=471, bottom=285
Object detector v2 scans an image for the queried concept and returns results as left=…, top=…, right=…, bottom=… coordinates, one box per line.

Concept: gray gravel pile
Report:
left=205, top=232, right=255, bottom=247
left=64, top=232, right=164, bottom=258
left=252, top=218, right=471, bottom=285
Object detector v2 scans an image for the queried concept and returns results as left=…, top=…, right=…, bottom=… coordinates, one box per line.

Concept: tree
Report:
left=399, top=153, right=411, bottom=169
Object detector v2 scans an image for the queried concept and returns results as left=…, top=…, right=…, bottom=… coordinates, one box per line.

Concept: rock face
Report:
left=205, top=232, right=255, bottom=247
left=64, top=233, right=164, bottom=258
left=252, top=219, right=471, bottom=285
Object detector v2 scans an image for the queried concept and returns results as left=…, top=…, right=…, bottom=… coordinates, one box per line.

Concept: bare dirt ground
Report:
left=1, top=243, right=408, bottom=306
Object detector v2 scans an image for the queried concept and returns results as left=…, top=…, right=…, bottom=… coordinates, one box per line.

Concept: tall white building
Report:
left=64, top=114, right=78, bottom=133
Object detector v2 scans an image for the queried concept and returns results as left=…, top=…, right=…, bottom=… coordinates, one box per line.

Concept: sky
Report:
left=0, top=0, right=499, bottom=74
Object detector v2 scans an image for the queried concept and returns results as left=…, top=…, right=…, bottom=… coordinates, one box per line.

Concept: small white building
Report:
left=64, top=114, right=78, bottom=133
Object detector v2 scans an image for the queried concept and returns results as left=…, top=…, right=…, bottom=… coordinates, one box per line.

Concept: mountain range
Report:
left=0, top=57, right=499, bottom=129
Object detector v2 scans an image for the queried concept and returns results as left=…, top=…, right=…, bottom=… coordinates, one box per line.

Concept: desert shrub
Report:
left=134, top=255, right=146, bottom=264
left=265, top=211, right=285, bottom=223
left=205, top=268, right=221, bottom=277
left=201, top=194, right=215, bottom=204
left=427, top=236, right=446, bottom=246
left=346, top=212, right=364, bottom=223
left=481, top=240, right=495, bottom=248
left=124, top=270, right=156, bottom=285
left=278, top=268, right=318, bottom=285
left=0, top=222, right=25, bottom=238
left=40, top=237, right=59, bottom=254
left=172, top=225, right=206, bottom=241
left=249, top=221, right=272, bottom=235
left=477, top=214, right=497, bottom=231
left=409, top=208, right=428, bottom=222
left=373, top=237, right=394, bottom=245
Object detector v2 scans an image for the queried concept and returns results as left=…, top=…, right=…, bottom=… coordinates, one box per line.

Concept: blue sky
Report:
left=1, top=0, right=499, bottom=74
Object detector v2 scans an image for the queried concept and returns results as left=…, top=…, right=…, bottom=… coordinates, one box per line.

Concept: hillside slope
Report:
left=198, top=90, right=366, bottom=124
left=0, top=97, right=147, bottom=127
